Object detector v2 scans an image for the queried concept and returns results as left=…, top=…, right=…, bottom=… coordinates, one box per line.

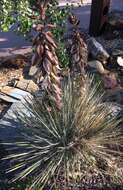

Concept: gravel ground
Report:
left=0, top=68, right=23, bottom=87
left=96, top=37, right=123, bottom=53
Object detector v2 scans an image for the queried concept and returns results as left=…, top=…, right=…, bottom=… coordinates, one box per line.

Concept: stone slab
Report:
left=0, top=93, right=32, bottom=141
left=0, top=86, right=30, bottom=101
left=0, top=93, right=18, bottom=103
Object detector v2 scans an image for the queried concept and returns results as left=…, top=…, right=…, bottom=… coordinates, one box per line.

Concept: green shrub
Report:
left=0, top=0, right=70, bottom=68
left=3, top=75, right=123, bottom=189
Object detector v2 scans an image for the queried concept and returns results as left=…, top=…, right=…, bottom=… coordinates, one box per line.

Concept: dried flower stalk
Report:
left=30, top=0, right=62, bottom=109
left=68, top=14, right=88, bottom=76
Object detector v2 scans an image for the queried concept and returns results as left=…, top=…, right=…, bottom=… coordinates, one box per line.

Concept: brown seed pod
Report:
left=70, top=45, right=78, bottom=54
left=50, top=72, right=61, bottom=86
left=52, top=65, right=58, bottom=76
left=52, top=63, right=61, bottom=74
left=52, top=84, right=62, bottom=96
left=43, top=58, right=51, bottom=74
left=46, top=31, right=53, bottom=38
left=47, top=43, right=56, bottom=53
left=68, top=14, right=80, bottom=26
left=36, top=44, right=44, bottom=57
left=47, top=24, right=56, bottom=29
left=53, top=55, right=59, bottom=66
left=36, top=24, right=44, bottom=31
left=73, top=52, right=80, bottom=63
left=45, top=32, right=57, bottom=49
left=46, top=50, right=58, bottom=65
left=39, top=3, right=46, bottom=20
left=31, top=53, right=39, bottom=66
left=32, top=33, right=40, bottom=46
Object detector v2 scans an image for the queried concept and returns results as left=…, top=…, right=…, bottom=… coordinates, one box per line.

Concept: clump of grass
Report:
left=3, top=75, right=123, bottom=189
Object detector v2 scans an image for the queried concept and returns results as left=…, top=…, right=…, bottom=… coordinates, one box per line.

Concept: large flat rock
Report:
left=0, top=89, right=31, bottom=141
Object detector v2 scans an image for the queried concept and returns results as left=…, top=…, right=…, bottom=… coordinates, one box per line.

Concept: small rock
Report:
left=16, top=79, right=39, bottom=93
left=88, top=60, right=107, bottom=74
left=101, top=72, right=119, bottom=89
left=117, top=57, right=123, bottom=67
left=87, top=37, right=110, bottom=63
left=109, top=44, right=123, bottom=69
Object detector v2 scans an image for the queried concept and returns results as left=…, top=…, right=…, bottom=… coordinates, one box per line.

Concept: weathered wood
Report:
left=89, top=0, right=111, bottom=36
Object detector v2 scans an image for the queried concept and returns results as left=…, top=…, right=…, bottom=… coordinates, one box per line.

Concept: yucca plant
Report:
left=3, top=75, right=123, bottom=189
